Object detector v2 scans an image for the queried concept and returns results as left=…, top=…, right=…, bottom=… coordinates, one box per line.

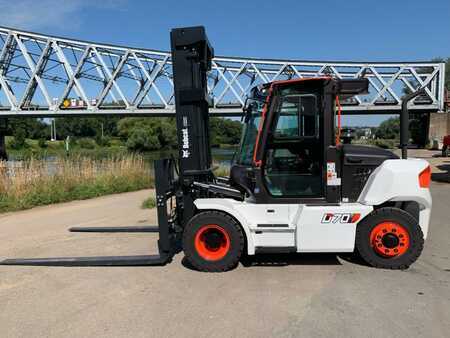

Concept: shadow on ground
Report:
left=181, top=253, right=350, bottom=272
left=431, top=161, right=450, bottom=183
left=241, top=253, right=342, bottom=268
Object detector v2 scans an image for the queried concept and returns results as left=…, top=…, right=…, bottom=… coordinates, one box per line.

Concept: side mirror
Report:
left=243, top=101, right=257, bottom=122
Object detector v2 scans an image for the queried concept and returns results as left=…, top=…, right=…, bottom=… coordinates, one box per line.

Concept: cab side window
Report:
left=264, top=93, right=322, bottom=197
left=274, top=94, right=318, bottom=138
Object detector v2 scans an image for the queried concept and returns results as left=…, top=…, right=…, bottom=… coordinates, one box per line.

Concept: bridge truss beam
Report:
left=0, top=26, right=446, bottom=117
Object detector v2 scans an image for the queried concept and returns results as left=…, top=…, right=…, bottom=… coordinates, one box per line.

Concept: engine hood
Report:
left=341, top=144, right=399, bottom=166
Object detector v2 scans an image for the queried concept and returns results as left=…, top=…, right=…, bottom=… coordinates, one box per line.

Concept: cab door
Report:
left=262, top=92, right=324, bottom=199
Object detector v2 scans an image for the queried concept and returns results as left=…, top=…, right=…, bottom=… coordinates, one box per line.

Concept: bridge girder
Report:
left=0, top=26, right=446, bottom=117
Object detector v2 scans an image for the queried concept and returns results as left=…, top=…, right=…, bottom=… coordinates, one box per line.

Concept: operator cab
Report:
left=230, top=77, right=397, bottom=204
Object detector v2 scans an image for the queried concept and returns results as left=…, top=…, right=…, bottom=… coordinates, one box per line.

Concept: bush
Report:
left=126, top=128, right=161, bottom=151
left=141, top=197, right=156, bottom=209
left=77, top=138, right=97, bottom=149
left=373, top=139, right=396, bottom=149
left=9, top=128, right=27, bottom=149
left=109, top=138, right=125, bottom=147
left=156, top=120, right=177, bottom=148
left=38, top=138, right=48, bottom=148
left=118, top=117, right=177, bottom=150
left=95, top=136, right=111, bottom=147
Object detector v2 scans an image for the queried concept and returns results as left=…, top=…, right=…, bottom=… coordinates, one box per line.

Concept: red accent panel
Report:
left=418, top=166, right=431, bottom=188
left=351, top=213, right=361, bottom=223
left=252, top=86, right=272, bottom=167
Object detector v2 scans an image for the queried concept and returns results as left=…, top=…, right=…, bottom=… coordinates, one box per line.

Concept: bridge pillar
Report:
left=410, top=112, right=429, bottom=148
left=0, top=118, right=7, bottom=161
left=428, top=112, right=450, bottom=149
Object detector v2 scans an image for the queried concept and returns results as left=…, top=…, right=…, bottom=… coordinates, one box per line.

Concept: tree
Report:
left=209, top=117, right=242, bottom=146
left=55, top=117, right=120, bottom=139
left=9, top=127, right=27, bottom=149
left=126, top=128, right=161, bottom=151
left=154, top=119, right=177, bottom=148
left=375, top=117, right=400, bottom=139
left=118, top=117, right=177, bottom=151
left=7, top=118, right=49, bottom=139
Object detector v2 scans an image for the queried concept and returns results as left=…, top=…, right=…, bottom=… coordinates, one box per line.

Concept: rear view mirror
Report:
left=243, top=101, right=258, bottom=122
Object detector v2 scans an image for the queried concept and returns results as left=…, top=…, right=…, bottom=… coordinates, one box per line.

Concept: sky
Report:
left=1, top=0, right=449, bottom=126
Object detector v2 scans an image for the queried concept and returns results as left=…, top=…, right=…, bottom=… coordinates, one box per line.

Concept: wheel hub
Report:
left=381, top=233, right=400, bottom=248
left=203, top=232, right=223, bottom=249
left=194, top=224, right=230, bottom=261
left=370, top=222, right=410, bottom=258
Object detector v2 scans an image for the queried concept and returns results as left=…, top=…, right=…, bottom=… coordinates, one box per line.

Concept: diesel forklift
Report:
left=1, top=26, right=432, bottom=271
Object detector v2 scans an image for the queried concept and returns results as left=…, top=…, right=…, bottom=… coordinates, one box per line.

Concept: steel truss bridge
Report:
left=0, top=26, right=446, bottom=117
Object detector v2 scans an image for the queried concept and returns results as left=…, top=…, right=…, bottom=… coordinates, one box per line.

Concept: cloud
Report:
left=0, top=0, right=126, bottom=31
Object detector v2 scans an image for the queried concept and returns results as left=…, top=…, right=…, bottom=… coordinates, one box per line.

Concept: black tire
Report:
left=182, top=211, right=244, bottom=272
left=355, top=207, right=424, bottom=270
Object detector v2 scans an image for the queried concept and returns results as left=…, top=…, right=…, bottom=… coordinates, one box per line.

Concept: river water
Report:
left=138, top=147, right=236, bottom=175
left=139, top=147, right=236, bottom=166
left=3, top=147, right=237, bottom=176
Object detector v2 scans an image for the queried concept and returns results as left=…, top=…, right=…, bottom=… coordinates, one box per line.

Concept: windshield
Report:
left=236, top=98, right=265, bottom=165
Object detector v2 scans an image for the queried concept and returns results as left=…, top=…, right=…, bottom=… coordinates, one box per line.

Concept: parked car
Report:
left=443, top=135, right=450, bottom=157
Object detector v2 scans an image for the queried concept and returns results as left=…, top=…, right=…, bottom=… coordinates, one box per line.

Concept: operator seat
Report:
left=230, top=164, right=254, bottom=196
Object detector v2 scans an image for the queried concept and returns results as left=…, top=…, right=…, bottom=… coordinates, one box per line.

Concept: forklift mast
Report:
left=170, top=27, right=215, bottom=225
left=171, top=27, right=214, bottom=181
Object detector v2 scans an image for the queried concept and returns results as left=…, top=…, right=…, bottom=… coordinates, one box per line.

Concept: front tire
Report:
left=355, top=207, right=424, bottom=270
left=183, top=211, right=244, bottom=272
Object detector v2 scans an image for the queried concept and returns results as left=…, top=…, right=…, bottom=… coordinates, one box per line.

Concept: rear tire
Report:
left=355, top=207, right=424, bottom=270
left=183, top=211, right=244, bottom=272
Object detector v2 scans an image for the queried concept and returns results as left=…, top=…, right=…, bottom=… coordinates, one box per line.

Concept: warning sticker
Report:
left=326, top=162, right=341, bottom=186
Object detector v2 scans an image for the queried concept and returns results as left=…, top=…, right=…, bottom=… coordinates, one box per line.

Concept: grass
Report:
left=141, top=197, right=156, bottom=209
left=353, top=138, right=398, bottom=149
left=0, top=155, right=154, bottom=213
left=213, top=164, right=230, bottom=177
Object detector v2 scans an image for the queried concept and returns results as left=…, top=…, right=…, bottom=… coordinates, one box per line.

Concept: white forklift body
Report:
left=195, top=158, right=432, bottom=255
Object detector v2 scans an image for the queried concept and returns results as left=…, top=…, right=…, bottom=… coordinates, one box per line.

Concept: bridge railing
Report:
left=0, top=26, right=446, bottom=117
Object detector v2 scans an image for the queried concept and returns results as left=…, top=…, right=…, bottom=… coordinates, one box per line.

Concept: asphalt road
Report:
left=0, top=184, right=449, bottom=338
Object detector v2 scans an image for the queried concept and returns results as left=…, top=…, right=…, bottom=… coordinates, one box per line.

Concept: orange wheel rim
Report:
left=370, top=222, right=410, bottom=258
left=194, top=224, right=230, bottom=261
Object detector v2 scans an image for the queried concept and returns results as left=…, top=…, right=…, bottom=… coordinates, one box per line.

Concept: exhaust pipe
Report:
left=400, top=87, right=426, bottom=159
